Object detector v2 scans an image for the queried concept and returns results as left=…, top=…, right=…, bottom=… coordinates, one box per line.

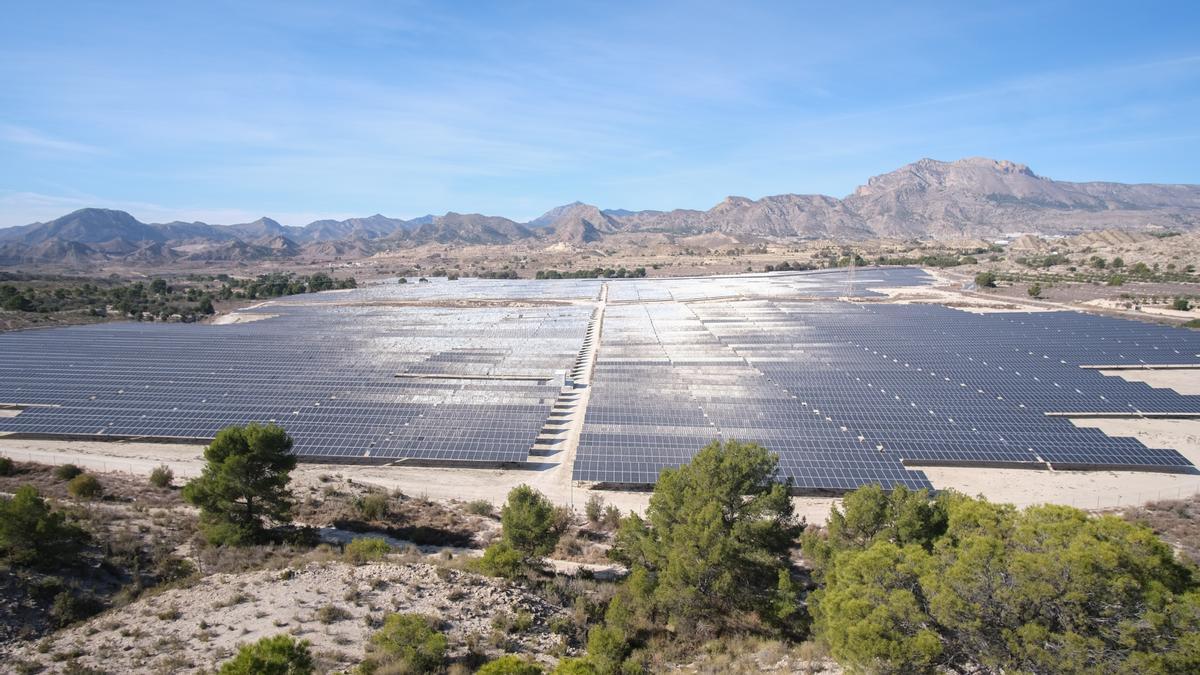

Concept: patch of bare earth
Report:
left=0, top=462, right=197, bottom=647
left=2, top=561, right=573, bottom=674
left=1124, top=495, right=1200, bottom=566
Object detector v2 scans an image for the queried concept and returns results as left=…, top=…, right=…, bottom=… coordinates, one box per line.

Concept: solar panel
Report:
left=573, top=292, right=1199, bottom=489
left=2, top=268, right=1195, bottom=492
left=0, top=291, right=592, bottom=465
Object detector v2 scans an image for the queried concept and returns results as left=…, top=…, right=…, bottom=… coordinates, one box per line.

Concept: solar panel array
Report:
left=2, top=268, right=1196, bottom=492
left=574, top=301, right=934, bottom=490
left=0, top=295, right=591, bottom=465
left=574, top=296, right=1200, bottom=488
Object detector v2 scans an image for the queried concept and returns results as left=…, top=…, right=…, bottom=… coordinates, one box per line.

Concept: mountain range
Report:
left=3, top=157, right=1198, bottom=266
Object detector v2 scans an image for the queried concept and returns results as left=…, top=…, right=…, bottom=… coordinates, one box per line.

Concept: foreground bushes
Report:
left=360, top=613, right=448, bottom=673
left=478, top=484, right=565, bottom=578
left=219, top=634, right=313, bottom=674
left=344, top=537, right=390, bottom=564
left=803, top=485, right=1200, bottom=674
left=67, top=473, right=103, bottom=500
left=560, top=441, right=804, bottom=673
left=183, top=423, right=297, bottom=545
left=149, top=464, right=174, bottom=488
left=0, top=485, right=89, bottom=568
left=608, top=440, right=801, bottom=636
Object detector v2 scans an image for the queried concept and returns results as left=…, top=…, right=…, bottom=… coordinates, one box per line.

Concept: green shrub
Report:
left=67, top=473, right=103, bottom=500
left=478, top=654, right=546, bottom=674
left=149, top=464, right=174, bottom=488
left=315, top=604, right=351, bottom=624
left=1027, top=283, right=1042, bottom=298
left=0, top=485, right=89, bottom=568
left=586, top=625, right=629, bottom=674
left=553, top=658, right=599, bottom=674
left=361, top=613, right=447, bottom=674
left=219, top=634, right=314, bottom=675
left=500, top=485, right=560, bottom=560
left=0, top=456, right=14, bottom=476
left=55, top=464, right=84, bottom=481
left=804, top=487, right=1200, bottom=674
left=49, top=590, right=103, bottom=627
left=585, top=494, right=605, bottom=524
left=973, top=271, right=996, bottom=288
left=356, top=493, right=390, bottom=520
left=601, top=505, right=622, bottom=531
left=478, top=541, right=525, bottom=578
left=1174, top=297, right=1192, bottom=312
left=466, top=499, right=495, bottom=517
left=182, top=423, right=297, bottom=546
left=344, top=537, right=390, bottom=564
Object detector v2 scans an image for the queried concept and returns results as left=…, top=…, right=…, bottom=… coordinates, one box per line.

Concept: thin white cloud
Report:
left=0, top=124, right=103, bottom=155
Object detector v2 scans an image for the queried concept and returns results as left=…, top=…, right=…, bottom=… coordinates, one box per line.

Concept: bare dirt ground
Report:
left=1084, top=297, right=1197, bottom=320
left=2, top=561, right=571, bottom=674
left=1101, top=370, right=1200, bottom=395
left=919, top=416, right=1200, bottom=511
left=0, top=434, right=655, bottom=517
left=871, top=283, right=1051, bottom=314
left=936, top=268, right=1199, bottom=325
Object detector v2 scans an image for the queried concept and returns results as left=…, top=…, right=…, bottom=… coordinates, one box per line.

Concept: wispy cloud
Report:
left=0, top=124, right=103, bottom=155
left=0, top=2, right=1197, bottom=221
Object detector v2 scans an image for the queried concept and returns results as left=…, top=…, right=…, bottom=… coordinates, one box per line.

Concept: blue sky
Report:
left=2, top=1, right=1198, bottom=227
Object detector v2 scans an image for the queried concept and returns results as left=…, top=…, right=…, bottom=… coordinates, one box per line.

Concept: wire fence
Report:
left=1006, top=485, right=1200, bottom=512
left=1, top=448, right=202, bottom=479
left=4, top=448, right=1200, bottom=513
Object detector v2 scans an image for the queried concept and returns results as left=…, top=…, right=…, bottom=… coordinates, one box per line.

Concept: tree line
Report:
left=0, top=277, right=216, bottom=321
left=214, top=272, right=356, bottom=300
left=536, top=267, right=647, bottom=279
left=1, top=272, right=357, bottom=322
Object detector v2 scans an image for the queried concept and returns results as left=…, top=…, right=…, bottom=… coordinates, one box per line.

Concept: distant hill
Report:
left=3, top=157, right=1198, bottom=265
left=597, top=158, right=1200, bottom=239
left=529, top=202, right=619, bottom=244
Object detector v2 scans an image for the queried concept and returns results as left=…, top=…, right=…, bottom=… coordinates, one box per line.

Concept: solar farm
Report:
left=1, top=267, right=1198, bottom=494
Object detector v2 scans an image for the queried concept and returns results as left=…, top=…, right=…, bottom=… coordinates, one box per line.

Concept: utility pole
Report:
left=846, top=253, right=856, bottom=297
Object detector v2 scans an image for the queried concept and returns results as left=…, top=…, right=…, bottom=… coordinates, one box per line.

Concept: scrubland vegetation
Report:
left=3, top=429, right=1200, bottom=673
left=535, top=268, right=647, bottom=279
left=0, top=271, right=356, bottom=329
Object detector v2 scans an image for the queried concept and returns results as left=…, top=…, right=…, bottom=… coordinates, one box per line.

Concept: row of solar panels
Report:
left=0, top=299, right=593, bottom=464
left=573, top=299, right=1198, bottom=488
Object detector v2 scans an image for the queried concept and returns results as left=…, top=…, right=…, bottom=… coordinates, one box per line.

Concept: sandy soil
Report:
left=209, top=312, right=277, bottom=325
left=1101, top=369, right=1200, bottom=395
left=1084, top=298, right=1197, bottom=319
left=874, top=274, right=1050, bottom=314
left=921, top=417, right=1200, bottom=510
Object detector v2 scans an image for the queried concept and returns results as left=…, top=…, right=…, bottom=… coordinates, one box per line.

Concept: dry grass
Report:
left=0, top=460, right=184, bottom=508
left=0, top=461, right=199, bottom=647
left=294, top=480, right=495, bottom=548
left=1124, top=495, right=1200, bottom=566
left=674, top=635, right=839, bottom=674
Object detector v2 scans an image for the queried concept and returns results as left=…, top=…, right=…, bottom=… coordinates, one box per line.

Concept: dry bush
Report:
left=1124, top=495, right=1200, bottom=565
left=148, top=465, right=174, bottom=489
